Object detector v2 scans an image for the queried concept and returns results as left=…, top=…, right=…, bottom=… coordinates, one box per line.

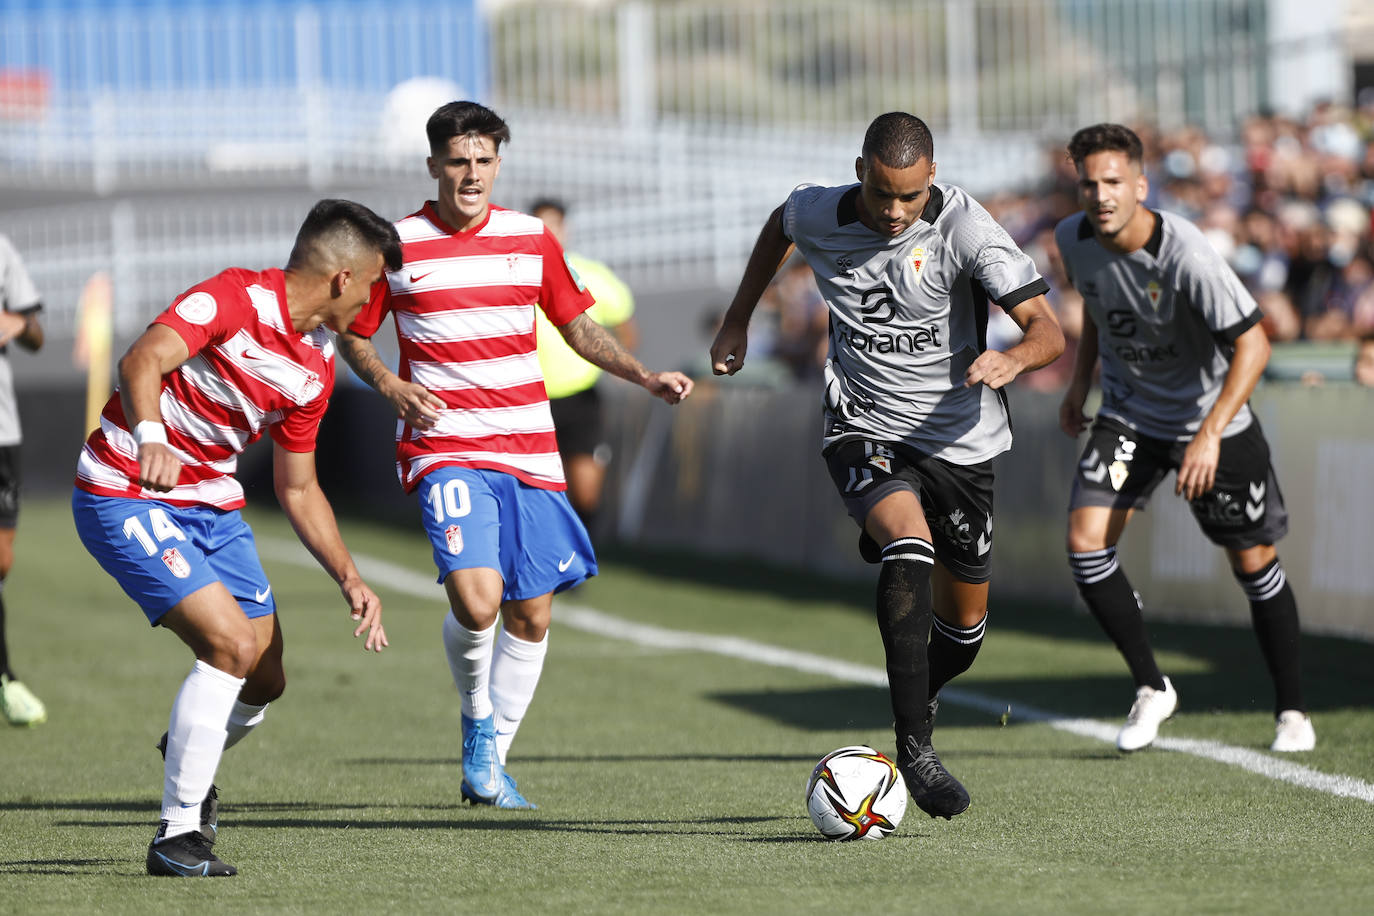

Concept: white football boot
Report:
left=1270, top=710, right=1316, bottom=752
left=1116, top=676, right=1178, bottom=751
left=0, top=674, right=46, bottom=726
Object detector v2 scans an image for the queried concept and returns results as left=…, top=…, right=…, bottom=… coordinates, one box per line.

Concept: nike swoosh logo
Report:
left=151, top=849, right=210, bottom=876
left=558, top=554, right=576, bottom=572
left=254, top=586, right=271, bottom=602
left=409, top=270, right=435, bottom=283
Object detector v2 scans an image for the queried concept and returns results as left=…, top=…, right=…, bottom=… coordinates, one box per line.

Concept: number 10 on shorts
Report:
left=426, top=477, right=471, bottom=555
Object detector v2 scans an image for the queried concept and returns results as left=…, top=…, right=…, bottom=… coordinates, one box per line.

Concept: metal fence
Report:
left=493, top=0, right=1277, bottom=134
left=3, top=0, right=1341, bottom=194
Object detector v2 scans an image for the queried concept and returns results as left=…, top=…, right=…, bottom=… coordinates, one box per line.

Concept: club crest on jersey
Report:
left=1146, top=280, right=1162, bottom=310
left=298, top=370, right=324, bottom=406
left=910, top=247, right=925, bottom=276
left=445, top=524, right=464, bottom=555
left=565, top=255, right=587, bottom=292
left=175, top=291, right=217, bottom=325
left=161, top=547, right=192, bottom=579
left=869, top=455, right=892, bottom=473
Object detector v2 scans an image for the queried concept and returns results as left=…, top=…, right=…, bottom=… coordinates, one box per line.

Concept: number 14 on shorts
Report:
left=122, top=507, right=191, bottom=578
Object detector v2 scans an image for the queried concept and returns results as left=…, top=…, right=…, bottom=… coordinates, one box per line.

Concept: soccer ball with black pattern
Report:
left=805, top=745, right=906, bottom=840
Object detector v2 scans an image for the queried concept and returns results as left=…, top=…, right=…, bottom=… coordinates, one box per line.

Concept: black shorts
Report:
left=824, top=438, right=995, bottom=583
left=0, top=444, right=19, bottom=528
left=549, top=387, right=608, bottom=463
left=1069, top=415, right=1288, bottom=549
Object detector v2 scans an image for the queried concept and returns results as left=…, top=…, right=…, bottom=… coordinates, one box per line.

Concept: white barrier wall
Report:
left=598, top=380, right=1374, bottom=642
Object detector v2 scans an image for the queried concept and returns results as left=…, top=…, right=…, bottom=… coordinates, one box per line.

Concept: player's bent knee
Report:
left=1066, top=525, right=1111, bottom=554
left=1227, top=543, right=1277, bottom=575
left=204, top=628, right=261, bottom=679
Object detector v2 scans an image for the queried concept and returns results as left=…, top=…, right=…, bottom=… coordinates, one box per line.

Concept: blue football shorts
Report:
left=71, top=488, right=276, bottom=625
left=417, top=466, right=597, bottom=601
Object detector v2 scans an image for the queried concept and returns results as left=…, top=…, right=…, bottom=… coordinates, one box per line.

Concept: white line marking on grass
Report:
left=265, top=539, right=1374, bottom=805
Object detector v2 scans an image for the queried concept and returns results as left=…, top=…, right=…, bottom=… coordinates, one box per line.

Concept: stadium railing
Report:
left=2, top=0, right=1333, bottom=196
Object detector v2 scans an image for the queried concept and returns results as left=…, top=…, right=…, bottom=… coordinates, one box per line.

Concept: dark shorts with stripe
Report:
left=823, top=437, right=995, bottom=583
left=0, top=444, right=20, bottom=528
left=1069, top=415, right=1288, bottom=550
left=549, top=387, right=608, bottom=462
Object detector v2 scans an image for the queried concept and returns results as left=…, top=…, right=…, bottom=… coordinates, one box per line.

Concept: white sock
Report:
left=159, top=660, right=244, bottom=839
left=443, top=613, right=495, bottom=720
left=223, top=700, right=269, bottom=751
left=490, top=628, right=548, bottom=765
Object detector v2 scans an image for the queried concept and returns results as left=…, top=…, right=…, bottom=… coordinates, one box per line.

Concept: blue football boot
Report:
left=146, top=821, right=236, bottom=877
left=462, top=771, right=537, bottom=810
left=460, top=714, right=502, bottom=801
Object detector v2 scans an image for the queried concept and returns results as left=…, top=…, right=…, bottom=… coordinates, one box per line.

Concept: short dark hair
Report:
left=528, top=197, right=567, bottom=218
left=426, top=100, right=511, bottom=154
left=1067, top=123, right=1144, bottom=167
left=287, top=199, right=403, bottom=274
left=861, top=112, right=934, bottom=168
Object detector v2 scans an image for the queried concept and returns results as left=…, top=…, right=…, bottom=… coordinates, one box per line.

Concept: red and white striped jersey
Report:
left=75, top=267, right=335, bottom=509
left=349, top=202, right=594, bottom=493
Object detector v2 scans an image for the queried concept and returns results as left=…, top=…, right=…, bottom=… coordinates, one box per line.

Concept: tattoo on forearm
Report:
left=338, top=334, right=390, bottom=390
left=562, top=315, right=646, bottom=382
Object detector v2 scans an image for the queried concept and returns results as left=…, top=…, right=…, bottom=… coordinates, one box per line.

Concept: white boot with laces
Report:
left=1271, top=710, right=1315, bottom=752
left=1116, top=676, right=1178, bottom=752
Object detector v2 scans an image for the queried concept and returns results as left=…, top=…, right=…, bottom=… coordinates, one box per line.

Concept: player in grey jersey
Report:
left=711, top=112, right=1064, bottom=819
left=1056, top=123, right=1313, bottom=753
left=0, top=234, right=46, bottom=727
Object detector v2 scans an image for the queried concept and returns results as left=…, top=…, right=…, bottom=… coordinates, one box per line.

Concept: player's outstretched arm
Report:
left=558, top=314, right=693, bottom=405
left=117, top=324, right=192, bottom=492
left=338, top=330, right=444, bottom=430
left=272, top=444, right=387, bottom=652
left=965, top=294, right=1065, bottom=390
left=710, top=205, right=792, bottom=376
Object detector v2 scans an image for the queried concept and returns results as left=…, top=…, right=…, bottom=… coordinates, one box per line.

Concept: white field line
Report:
left=265, top=539, right=1374, bottom=805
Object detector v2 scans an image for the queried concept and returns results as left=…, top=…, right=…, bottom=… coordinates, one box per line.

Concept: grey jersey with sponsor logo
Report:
left=0, top=234, right=41, bottom=447
left=783, top=182, right=1048, bottom=465
left=1054, top=210, right=1261, bottom=441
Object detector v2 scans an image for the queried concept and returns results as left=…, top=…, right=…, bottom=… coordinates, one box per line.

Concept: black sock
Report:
left=1069, top=548, right=1165, bottom=691
left=1236, top=559, right=1305, bottom=715
left=875, top=538, right=935, bottom=741
left=928, top=612, right=987, bottom=697
left=0, top=589, right=11, bottom=680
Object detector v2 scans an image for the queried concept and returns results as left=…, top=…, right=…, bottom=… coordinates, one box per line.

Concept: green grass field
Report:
left=3, top=496, right=1373, bottom=914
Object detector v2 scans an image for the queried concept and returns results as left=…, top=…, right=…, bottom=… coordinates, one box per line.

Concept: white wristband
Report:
left=132, top=420, right=168, bottom=447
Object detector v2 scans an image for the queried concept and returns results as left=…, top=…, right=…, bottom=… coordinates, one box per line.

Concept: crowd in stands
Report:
left=737, top=95, right=1374, bottom=388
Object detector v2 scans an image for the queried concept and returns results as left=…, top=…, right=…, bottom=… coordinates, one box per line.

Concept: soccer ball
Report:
left=805, top=745, right=906, bottom=840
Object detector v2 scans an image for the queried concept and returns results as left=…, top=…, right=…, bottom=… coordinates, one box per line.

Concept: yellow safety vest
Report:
left=536, top=253, right=636, bottom=399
